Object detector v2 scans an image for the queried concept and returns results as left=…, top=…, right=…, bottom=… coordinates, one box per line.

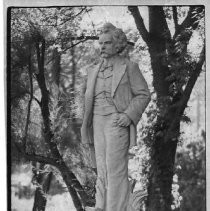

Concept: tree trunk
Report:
left=58, top=163, right=95, bottom=211
left=128, top=6, right=204, bottom=211
left=34, top=37, right=94, bottom=210
left=32, top=163, right=53, bottom=211
left=52, top=48, right=61, bottom=87
left=146, top=121, right=179, bottom=211
left=146, top=8, right=177, bottom=210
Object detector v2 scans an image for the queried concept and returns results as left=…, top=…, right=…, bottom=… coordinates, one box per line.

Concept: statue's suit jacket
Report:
left=81, top=56, right=151, bottom=166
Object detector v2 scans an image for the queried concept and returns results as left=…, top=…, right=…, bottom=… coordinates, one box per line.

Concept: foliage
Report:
left=10, top=5, right=205, bottom=211
left=174, top=131, right=205, bottom=211
left=128, top=5, right=205, bottom=211
left=10, top=6, right=98, bottom=210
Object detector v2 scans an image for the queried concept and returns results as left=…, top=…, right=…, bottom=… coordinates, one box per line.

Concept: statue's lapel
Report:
left=84, top=62, right=102, bottom=119
left=87, top=62, right=102, bottom=96
left=111, top=58, right=127, bottom=97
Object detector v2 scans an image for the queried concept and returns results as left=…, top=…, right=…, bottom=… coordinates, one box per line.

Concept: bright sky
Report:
left=81, top=6, right=203, bottom=55
left=81, top=6, right=149, bottom=32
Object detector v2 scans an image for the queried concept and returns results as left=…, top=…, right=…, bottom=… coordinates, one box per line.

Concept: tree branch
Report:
left=128, top=6, right=150, bottom=45
left=23, top=49, right=33, bottom=151
left=32, top=96, right=41, bottom=106
left=62, top=39, right=89, bottom=52
left=25, top=90, right=41, bottom=105
left=165, top=46, right=205, bottom=142
left=180, top=45, right=205, bottom=111
left=12, top=35, right=135, bottom=48
left=56, top=8, right=87, bottom=27
left=25, top=153, right=60, bottom=167
left=85, top=8, right=97, bottom=36
left=172, top=6, right=179, bottom=31
left=181, top=6, right=203, bottom=30
left=69, top=35, right=134, bottom=45
left=149, top=7, right=172, bottom=42
left=73, top=7, right=87, bottom=18
left=55, top=8, right=86, bottom=27
left=14, top=142, right=60, bottom=167
left=174, top=6, right=204, bottom=40
left=62, top=36, right=134, bottom=53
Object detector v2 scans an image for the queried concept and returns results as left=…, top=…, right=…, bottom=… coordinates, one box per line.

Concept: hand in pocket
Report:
left=117, top=113, right=131, bottom=127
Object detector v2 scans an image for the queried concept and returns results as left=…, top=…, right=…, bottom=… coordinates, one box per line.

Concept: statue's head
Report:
left=98, top=23, right=127, bottom=59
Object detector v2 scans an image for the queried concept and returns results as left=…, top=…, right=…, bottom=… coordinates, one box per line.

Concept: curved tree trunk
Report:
left=34, top=37, right=94, bottom=210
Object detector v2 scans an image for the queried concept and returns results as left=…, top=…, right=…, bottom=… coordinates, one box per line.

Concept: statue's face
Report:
left=98, top=33, right=117, bottom=59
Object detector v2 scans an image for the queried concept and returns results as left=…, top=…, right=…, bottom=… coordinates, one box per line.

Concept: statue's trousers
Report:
left=93, top=113, right=130, bottom=211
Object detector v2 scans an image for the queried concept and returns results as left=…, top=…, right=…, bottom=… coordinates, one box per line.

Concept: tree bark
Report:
left=34, top=37, right=94, bottom=210
left=69, top=41, right=76, bottom=122
left=128, top=5, right=205, bottom=211
left=146, top=8, right=176, bottom=210
left=32, top=163, right=53, bottom=211
left=52, top=48, right=61, bottom=87
left=146, top=126, right=179, bottom=211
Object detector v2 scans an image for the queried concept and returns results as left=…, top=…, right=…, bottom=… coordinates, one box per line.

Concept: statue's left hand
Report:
left=117, top=113, right=131, bottom=127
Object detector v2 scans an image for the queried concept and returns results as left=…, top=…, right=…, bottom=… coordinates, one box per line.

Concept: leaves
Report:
left=175, top=132, right=205, bottom=210
left=10, top=6, right=205, bottom=210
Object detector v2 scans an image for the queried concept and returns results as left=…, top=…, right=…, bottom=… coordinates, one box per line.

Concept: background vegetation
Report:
left=9, top=6, right=205, bottom=211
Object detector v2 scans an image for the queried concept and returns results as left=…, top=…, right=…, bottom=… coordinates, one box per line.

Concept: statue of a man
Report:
left=81, top=23, right=151, bottom=211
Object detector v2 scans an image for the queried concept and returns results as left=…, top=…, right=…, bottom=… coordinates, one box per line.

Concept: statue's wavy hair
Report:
left=99, top=22, right=129, bottom=57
